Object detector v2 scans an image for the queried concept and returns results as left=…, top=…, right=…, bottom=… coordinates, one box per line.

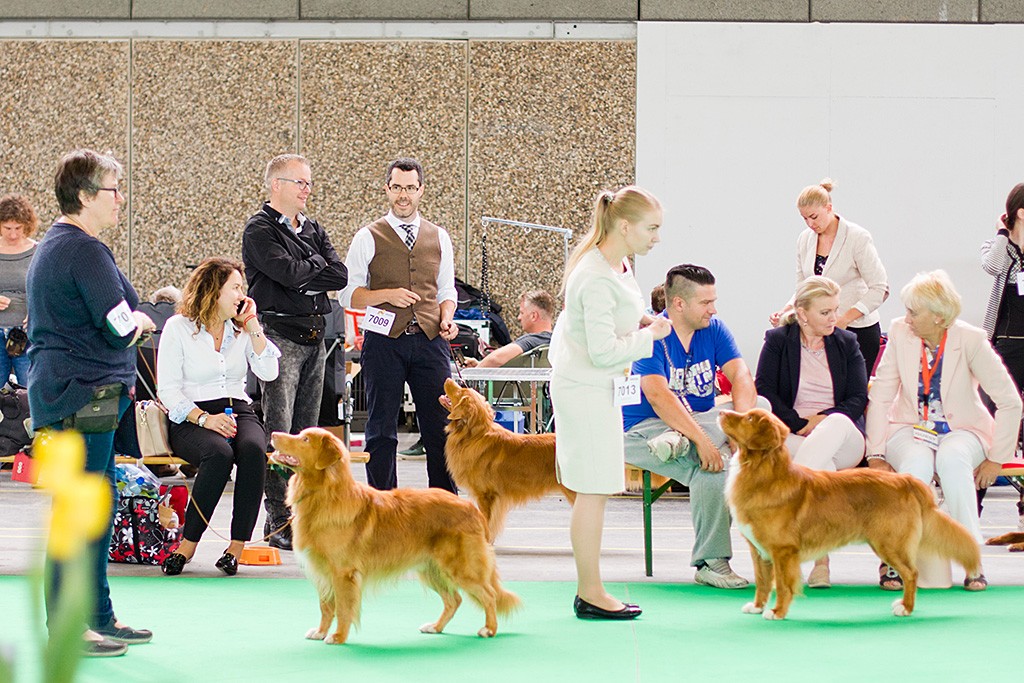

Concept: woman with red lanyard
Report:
left=865, top=270, right=1020, bottom=592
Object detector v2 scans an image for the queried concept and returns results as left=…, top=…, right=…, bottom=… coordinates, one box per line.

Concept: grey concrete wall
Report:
left=1, top=2, right=1022, bottom=22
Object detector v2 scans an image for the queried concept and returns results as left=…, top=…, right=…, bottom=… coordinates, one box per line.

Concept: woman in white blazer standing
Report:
left=771, top=179, right=889, bottom=376
left=550, top=186, right=671, bottom=620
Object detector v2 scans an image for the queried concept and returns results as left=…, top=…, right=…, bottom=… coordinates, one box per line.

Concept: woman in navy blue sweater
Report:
left=27, top=150, right=156, bottom=658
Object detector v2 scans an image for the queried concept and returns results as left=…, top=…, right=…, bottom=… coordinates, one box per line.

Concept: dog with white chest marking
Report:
left=719, top=408, right=981, bottom=620
left=269, top=427, right=520, bottom=644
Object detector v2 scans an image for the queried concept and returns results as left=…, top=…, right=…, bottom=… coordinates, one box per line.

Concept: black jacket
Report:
left=754, top=324, right=868, bottom=433
left=241, top=203, right=348, bottom=317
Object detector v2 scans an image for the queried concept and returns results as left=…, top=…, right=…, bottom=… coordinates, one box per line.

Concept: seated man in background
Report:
left=466, top=289, right=556, bottom=368
left=623, top=264, right=766, bottom=589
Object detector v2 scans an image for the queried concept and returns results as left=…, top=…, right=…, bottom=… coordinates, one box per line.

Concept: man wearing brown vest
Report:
left=339, top=158, right=458, bottom=491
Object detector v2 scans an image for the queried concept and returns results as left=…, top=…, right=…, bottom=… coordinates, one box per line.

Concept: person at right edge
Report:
left=242, top=154, right=348, bottom=551
left=339, top=157, right=459, bottom=493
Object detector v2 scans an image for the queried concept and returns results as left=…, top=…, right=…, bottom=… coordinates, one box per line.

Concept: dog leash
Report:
left=659, top=339, right=717, bottom=446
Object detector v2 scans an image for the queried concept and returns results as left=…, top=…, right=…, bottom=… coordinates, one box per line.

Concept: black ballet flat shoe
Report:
left=215, top=551, right=239, bottom=576
left=162, top=552, right=187, bottom=576
left=573, top=595, right=642, bottom=620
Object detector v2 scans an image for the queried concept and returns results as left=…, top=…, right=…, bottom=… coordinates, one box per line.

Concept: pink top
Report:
left=794, top=346, right=834, bottom=418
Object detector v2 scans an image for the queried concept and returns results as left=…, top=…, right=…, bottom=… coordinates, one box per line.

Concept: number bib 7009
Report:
left=362, top=305, right=396, bottom=335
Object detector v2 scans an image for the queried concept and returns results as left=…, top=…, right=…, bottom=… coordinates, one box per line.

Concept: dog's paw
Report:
left=762, top=608, right=783, bottom=621
left=324, top=633, right=348, bottom=645
left=305, top=628, right=326, bottom=641
left=741, top=602, right=764, bottom=614
left=891, top=599, right=911, bottom=617
left=419, top=622, right=442, bottom=634
left=477, top=627, right=496, bottom=638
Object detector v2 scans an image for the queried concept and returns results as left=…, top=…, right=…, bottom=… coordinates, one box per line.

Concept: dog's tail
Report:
left=491, top=568, right=521, bottom=615
left=920, top=507, right=981, bottom=577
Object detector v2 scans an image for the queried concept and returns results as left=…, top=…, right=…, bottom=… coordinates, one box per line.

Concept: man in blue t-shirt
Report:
left=623, top=264, right=767, bottom=589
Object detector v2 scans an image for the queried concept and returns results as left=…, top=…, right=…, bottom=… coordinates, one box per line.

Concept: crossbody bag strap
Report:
left=137, top=349, right=168, bottom=414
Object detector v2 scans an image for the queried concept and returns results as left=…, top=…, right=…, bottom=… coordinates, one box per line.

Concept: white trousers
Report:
left=885, top=426, right=985, bottom=543
left=785, top=413, right=865, bottom=472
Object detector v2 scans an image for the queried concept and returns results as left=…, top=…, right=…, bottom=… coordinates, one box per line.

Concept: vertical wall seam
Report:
left=127, top=37, right=134, bottom=281
left=464, top=39, right=471, bottom=279
left=295, top=39, right=302, bottom=153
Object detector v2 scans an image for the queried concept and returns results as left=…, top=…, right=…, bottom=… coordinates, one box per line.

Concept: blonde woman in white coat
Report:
left=550, top=186, right=671, bottom=620
left=771, top=179, right=889, bottom=376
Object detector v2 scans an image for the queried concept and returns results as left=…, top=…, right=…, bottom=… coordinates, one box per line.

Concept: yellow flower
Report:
left=34, top=431, right=112, bottom=560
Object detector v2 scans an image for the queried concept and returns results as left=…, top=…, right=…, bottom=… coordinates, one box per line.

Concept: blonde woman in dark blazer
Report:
left=770, top=179, right=889, bottom=375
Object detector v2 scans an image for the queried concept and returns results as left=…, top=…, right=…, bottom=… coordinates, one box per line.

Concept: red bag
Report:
left=160, top=484, right=188, bottom=525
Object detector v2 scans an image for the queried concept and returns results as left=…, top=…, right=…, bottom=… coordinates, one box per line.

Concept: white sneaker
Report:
left=647, top=430, right=690, bottom=463
left=695, top=558, right=749, bottom=589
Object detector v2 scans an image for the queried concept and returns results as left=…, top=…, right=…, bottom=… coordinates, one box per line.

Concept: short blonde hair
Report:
left=900, top=270, right=961, bottom=328
left=780, top=276, right=841, bottom=326
left=797, top=178, right=835, bottom=209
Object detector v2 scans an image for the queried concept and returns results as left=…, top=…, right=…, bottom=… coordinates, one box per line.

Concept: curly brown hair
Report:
left=179, top=257, right=246, bottom=334
left=0, top=194, right=40, bottom=237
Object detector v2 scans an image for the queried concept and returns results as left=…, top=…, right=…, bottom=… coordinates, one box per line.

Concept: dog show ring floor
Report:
left=4, top=437, right=1024, bottom=682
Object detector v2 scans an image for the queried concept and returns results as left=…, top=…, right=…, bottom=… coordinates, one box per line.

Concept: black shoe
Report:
left=94, top=617, right=153, bottom=645
left=265, top=518, right=293, bottom=551
left=82, top=636, right=127, bottom=657
left=162, top=552, right=187, bottom=576
left=573, top=596, right=642, bottom=620
left=215, top=551, right=239, bottom=576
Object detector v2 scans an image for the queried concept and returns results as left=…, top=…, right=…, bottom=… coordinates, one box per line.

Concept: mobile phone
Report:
left=451, top=346, right=467, bottom=367
left=236, top=300, right=246, bottom=315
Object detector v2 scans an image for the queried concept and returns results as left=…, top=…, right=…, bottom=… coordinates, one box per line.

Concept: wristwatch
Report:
left=197, top=412, right=209, bottom=428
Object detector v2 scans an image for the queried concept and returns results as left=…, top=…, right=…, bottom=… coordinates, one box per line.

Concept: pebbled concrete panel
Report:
left=811, top=0, right=979, bottom=22
left=641, top=0, right=808, bottom=21
left=981, top=1, right=1024, bottom=22
left=470, top=1, right=637, bottom=20
left=0, top=41, right=130, bottom=263
left=130, top=41, right=298, bottom=297
left=132, top=1, right=298, bottom=19
left=299, top=41, right=468, bottom=275
left=302, top=1, right=469, bottom=19
left=0, top=0, right=129, bottom=19
left=466, top=41, right=637, bottom=323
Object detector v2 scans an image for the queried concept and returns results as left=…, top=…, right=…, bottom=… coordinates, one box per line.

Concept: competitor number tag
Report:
left=106, top=300, right=136, bottom=337
left=912, top=424, right=940, bottom=449
left=613, top=374, right=642, bottom=407
left=362, top=306, right=396, bottom=335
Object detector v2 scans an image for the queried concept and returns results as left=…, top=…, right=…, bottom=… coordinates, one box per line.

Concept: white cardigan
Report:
left=794, top=216, right=889, bottom=329
left=549, top=249, right=654, bottom=388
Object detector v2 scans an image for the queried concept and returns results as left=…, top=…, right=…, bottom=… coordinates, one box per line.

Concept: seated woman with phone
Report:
left=158, top=257, right=280, bottom=576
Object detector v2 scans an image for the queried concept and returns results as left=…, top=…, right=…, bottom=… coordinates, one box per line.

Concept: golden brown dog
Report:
left=719, top=408, right=981, bottom=620
left=269, top=427, right=520, bottom=644
left=987, top=532, right=1024, bottom=551
left=440, top=378, right=575, bottom=541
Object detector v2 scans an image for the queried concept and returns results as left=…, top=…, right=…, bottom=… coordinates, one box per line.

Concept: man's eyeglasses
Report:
left=96, top=186, right=125, bottom=197
left=277, top=177, right=314, bottom=191
left=388, top=184, right=420, bottom=195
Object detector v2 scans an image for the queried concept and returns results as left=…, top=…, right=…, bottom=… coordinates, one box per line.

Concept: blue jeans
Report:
left=0, top=327, right=30, bottom=386
left=45, top=392, right=131, bottom=631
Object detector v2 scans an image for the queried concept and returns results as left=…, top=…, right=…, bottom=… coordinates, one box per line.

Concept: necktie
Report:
left=399, top=224, right=415, bottom=249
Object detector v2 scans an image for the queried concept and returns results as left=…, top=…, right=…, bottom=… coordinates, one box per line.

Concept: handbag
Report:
left=64, top=383, right=122, bottom=433
left=136, top=400, right=172, bottom=457
left=5, top=327, right=27, bottom=357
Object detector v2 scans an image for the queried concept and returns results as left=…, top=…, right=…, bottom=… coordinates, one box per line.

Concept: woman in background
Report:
left=770, top=179, right=888, bottom=376
left=28, top=149, right=156, bottom=657
left=981, top=183, right=1024, bottom=395
left=866, top=271, right=1020, bottom=592
left=158, top=257, right=279, bottom=577
left=549, top=186, right=671, bottom=620
left=756, top=276, right=867, bottom=589
left=0, top=194, right=39, bottom=386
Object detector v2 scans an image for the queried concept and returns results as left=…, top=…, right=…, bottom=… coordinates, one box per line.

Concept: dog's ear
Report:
left=448, top=393, right=471, bottom=421
left=740, top=409, right=789, bottom=451
left=313, top=430, right=345, bottom=470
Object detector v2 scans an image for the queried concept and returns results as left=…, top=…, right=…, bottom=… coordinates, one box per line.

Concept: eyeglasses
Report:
left=276, top=177, right=314, bottom=191
left=388, top=184, right=421, bottom=195
left=96, top=186, right=125, bottom=197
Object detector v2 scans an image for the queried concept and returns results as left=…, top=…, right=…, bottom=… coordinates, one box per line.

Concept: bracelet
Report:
left=242, top=314, right=257, bottom=326
left=866, top=454, right=886, bottom=461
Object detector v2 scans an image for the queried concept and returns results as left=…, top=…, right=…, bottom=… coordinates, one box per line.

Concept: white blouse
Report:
left=157, top=314, right=281, bottom=424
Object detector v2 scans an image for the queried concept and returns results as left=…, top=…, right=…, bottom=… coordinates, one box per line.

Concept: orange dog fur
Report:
left=987, top=532, right=1024, bottom=552
left=269, top=427, right=520, bottom=644
left=719, top=408, right=981, bottom=620
left=440, top=378, right=575, bottom=541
